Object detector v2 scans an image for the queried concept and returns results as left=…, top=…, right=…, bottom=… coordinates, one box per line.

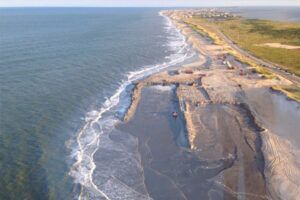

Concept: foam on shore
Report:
left=69, top=11, right=196, bottom=200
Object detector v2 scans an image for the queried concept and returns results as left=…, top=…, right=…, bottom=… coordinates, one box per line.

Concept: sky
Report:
left=0, top=0, right=300, bottom=7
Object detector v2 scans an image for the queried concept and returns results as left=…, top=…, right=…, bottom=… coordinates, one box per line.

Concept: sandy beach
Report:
left=114, top=10, right=300, bottom=200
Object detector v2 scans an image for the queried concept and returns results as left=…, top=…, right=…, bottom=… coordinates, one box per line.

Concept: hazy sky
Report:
left=0, top=0, right=299, bottom=7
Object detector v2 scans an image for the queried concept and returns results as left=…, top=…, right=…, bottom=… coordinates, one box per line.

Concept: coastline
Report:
left=120, top=10, right=300, bottom=200
left=1, top=7, right=299, bottom=200
left=69, top=11, right=198, bottom=200
left=69, top=9, right=300, bottom=200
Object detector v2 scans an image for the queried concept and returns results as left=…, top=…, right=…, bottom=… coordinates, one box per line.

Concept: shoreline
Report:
left=120, top=10, right=300, bottom=200
left=70, top=11, right=198, bottom=200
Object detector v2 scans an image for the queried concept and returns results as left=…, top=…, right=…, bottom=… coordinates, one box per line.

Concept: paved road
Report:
left=209, top=25, right=300, bottom=84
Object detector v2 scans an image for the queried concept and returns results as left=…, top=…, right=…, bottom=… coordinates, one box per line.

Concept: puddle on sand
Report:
left=245, top=88, right=300, bottom=148
left=118, top=86, right=243, bottom=200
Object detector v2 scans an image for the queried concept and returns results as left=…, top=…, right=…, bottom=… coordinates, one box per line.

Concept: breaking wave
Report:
left=69, top=11, right=196, bottom=200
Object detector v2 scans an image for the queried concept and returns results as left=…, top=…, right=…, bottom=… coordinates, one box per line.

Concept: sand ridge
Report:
left=120, top=10, right=300, bottom=200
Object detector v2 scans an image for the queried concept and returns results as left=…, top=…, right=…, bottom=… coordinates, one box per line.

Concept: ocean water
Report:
left=0, top=8, right=194, bottom=199
left=223, top=6, right=300, bottom=22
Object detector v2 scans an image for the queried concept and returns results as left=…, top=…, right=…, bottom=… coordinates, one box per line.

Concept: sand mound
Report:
left=256, top=43, right=300, bottom=50
left=261, top=130, right=300, bottom=200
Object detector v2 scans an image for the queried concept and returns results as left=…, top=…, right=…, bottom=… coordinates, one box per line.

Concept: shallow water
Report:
left=0, top=8, right=195, bottom=199
left=118, top=86, right=194, bottom=199
left=118, top=85, right=268, bottom=200
left=245, top=88, right=300, bottom=148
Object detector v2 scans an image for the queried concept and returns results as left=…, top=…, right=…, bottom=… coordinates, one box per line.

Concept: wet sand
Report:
left=164, top=10, right=300, bottom=200
left=118, top=86, right=268, bottom=199
left=91, top=10, right=300, bottom=200
left=244, top=88, right=300, bottom=200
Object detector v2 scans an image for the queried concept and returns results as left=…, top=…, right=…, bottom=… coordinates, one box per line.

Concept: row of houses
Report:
left=181, top=9, right=235, bottom=20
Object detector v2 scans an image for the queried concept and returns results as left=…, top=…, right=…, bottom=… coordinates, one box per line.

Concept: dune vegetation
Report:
left=212, top=18, right=300, bottom=76
left=184, top=16, right=300, bottom=102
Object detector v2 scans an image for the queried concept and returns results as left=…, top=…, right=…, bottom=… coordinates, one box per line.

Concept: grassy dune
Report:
left=272, top=84, right=300, bottom=102
left=184, top=16, right=300, bottom=102
left=184, top=18, right=225, bottom=45
left=184, top=17, right=279, bottom=78
left=186, top=17, right=300, bottom=76
left=213, top=18, right=300, bottom=76
left=185, top=17, right=300, bottom=102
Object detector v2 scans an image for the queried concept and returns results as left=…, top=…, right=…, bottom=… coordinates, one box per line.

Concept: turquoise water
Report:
left=0, top=8, right=193, bottom=199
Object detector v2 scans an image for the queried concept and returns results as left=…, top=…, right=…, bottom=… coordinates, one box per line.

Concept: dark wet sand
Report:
left=118, top=86, right=268, bottom=200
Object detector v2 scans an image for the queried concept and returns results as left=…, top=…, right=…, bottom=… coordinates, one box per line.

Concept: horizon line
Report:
left=1, top=5, right=300, bottom=8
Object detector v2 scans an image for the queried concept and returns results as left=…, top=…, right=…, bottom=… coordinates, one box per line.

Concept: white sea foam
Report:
left=69, top=11, right=196, bottom=200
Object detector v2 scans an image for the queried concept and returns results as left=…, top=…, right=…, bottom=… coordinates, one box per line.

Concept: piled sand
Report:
left=121, top=10, right=300, bottom=200
left=262, top=130, right=300, bottom=200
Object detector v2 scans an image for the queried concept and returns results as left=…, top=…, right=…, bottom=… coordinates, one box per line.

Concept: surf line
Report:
left=69, top=11, right=196, bottom=200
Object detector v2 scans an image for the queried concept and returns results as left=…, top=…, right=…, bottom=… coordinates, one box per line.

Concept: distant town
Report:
left=177, top=9, right=236, bottom=20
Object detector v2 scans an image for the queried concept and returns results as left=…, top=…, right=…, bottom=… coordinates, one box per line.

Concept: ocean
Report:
left=223, top=6, right=300, bottom=22
left=0, top=8, right=194, bottom=199
left=1, top=6, right=299, bottom=200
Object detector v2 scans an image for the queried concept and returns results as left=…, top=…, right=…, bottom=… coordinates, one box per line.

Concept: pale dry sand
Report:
left=121, top=10, right=300, bottom=200
left=256, top=43, right=300, bottom=50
